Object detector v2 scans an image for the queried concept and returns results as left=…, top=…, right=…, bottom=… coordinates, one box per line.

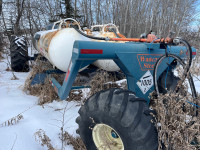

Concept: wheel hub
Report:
left=92, top=124, right=124, bottom=150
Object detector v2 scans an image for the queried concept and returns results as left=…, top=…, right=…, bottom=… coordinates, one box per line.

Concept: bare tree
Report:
left=0, top=0, right=2, bottom=15
left=0, top=0, right=198, bottom=39
left=14, top=0, right=26, bottom=35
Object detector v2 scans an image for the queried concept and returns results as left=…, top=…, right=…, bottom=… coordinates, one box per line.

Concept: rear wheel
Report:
left=10, top=36, right=29, bottom=72
left=76, top=88, right=158, bottom=150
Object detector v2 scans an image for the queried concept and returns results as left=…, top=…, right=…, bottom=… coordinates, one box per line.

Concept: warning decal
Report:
left=137, top=70, right=153, bottom=94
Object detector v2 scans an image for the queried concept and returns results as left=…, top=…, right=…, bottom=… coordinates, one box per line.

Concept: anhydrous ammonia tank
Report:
left=34, top=28, right=90, bottom=72
left=34, top=18, right=120, bottom=72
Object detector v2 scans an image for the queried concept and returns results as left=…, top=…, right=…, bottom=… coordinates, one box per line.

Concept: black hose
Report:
left=174, top=39, right=193, bottom=95
left=172, top=38, right=193, bottom=69
left=153, top=38, right=197, bottom=99
left=70, top=25, right=109, bottom=41
left=153, top=53, right=197, bottom=98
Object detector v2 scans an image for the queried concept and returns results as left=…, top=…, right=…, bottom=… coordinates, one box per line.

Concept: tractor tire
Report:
left=76, top=88, right=158, bottom=150
left=10, top=36, right=29, bottom=72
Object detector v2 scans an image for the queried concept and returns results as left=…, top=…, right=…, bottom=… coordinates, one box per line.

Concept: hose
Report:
left=153, top=53, right=198, bottom=116
left=173, top=38, right=194, bottom=95
left=153, top=38, right=197, bottom=116
left=173, top=38, right=193, bottom=71
left=153, top=53, right=197, bottom=98
left=154, top=38, right=195, bottom=96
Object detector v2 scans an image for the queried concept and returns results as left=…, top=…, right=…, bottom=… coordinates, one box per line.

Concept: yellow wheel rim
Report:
left=92, top=124, right=124, bottom=150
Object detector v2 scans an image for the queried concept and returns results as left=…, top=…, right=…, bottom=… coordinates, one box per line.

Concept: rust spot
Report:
left=102, top=32, right=116, bottom=38
left=179, top=50, right=184, bottom=55
left=101, top=32, right=126, bottom=39
left=43, top=31, right=59, bottom=52
left=37, top=30, right=59, bottom=53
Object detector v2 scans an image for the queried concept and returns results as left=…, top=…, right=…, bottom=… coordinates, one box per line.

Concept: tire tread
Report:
left=10, top=36, right=29, bottom=72
left=76, top=88, right=158, bottom=150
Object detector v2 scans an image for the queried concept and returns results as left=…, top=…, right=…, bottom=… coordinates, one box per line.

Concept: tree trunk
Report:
left=0, top=0, right=2, bottom=15
left=14, top=0, right=26, bottom=35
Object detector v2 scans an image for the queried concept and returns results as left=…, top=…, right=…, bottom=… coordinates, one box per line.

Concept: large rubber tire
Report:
left=10, top=36, right=29, bottom=72
left=76, top=88, right=158, bottom=150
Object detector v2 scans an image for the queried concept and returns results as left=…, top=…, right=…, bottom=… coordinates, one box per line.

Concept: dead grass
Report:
left=23, top=56, right=64, bottom=104
left=0, top=114, right=23, bottom=127
left=61, top=131, right=86, bottom=150
left=150, top=56, right=200, bottom=150
left=67, top=90, right=83, bottom=102
left=151, top=92, right=200, bottom=150
left=34, top=129, right=55, bottom=150
left=35, top=129, right=86, bottom=150
left=23, top=55, right=86, bottom=105
left=24, top=59, right=121, bottom=105
left=0, top=105, right=34, bottom=128
left=34, top=129, right=86, bottom=150
left=89, top=69, right=120, bottom=96
left=0, top=52, right=4, bottom=61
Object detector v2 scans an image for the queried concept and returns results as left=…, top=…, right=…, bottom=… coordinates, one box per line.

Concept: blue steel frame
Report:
left=50, top=41, right=196, bottom=104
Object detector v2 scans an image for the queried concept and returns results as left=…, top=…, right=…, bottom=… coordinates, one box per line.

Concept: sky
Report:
left=189, top=1, right=200, bottom=31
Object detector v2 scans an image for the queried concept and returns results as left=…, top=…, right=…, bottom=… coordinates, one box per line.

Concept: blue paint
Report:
left=31, top=69, right=65, bottom=86
left=50, top=40, right=196, bottom=103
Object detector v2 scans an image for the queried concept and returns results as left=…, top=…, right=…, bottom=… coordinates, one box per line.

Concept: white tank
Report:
left=48, top=28, right=91, bottom=72
left=34, top=19, right=121, bottom=72
left=35, top=28, right=90, bottom=72
left=93, top=60, right=120, bottom=72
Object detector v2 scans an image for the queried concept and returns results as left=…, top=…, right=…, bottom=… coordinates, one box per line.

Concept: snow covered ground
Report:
left=0, top=56, right=81, bottom=150
left=0, top=52, right=200, bottom=150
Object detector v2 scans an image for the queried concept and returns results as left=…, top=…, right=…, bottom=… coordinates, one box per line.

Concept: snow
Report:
left=0, top=56, right=81, bottom=150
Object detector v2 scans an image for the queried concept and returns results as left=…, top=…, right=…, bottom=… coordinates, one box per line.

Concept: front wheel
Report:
left=76, top=88, right=158, bottom=150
